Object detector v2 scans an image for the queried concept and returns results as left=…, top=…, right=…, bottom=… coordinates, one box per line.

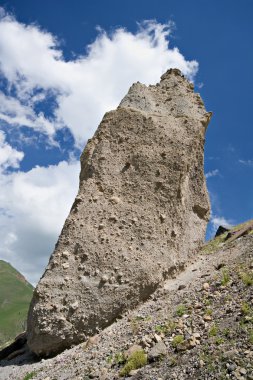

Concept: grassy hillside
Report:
left=0, top=260, right=33, bottom=348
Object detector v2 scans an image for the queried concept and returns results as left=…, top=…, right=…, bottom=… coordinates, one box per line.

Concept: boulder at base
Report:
left=27, top=69, right=211, bottom=357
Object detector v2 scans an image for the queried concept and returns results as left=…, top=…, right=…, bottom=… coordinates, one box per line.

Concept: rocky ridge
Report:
left=0, top=222, right=252, bottom=379
left=26, top=69, right=211, bottom=357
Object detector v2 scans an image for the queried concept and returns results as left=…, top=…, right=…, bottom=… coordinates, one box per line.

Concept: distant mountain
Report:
left=0, top=260, right=33, bottom=348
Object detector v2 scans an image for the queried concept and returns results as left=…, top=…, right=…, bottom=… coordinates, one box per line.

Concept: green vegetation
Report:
left=221, top=269, right=230, bottom=286
left=203, top=297, right=212, bottom=306
left=154, top=319, right=176, bottom=335
left=155, top=324, right=168, bottom=334
left=214, top=337, right=224, bottom=345
left=201, top=233, right=227, bottom=255
left=205, top=308, right=213, bottom=316
left=134, top=315, right=152, bottom=322
left=23, top=372, right=36, bottom=380
left=201, top=219, right=253, bottom=255
left=0, top=260, right=33, bottom=347
left=175, top=304, right=187, bottom=317
left=130, top=319, right=140, bottom=335
left=240, top=271, right=253, bottom=286
left=172, top=335, right=184, bottom=348
left=209, top=324, right=218, bottom=337
left=241, top=302, right=251, bottom=316
left=119, top=350, right=147, bottom=377
left=223, top=328, right=230, bottom=337
left=114, top=352, right=125, bottom=365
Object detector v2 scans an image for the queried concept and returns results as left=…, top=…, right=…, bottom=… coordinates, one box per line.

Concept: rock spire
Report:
left=27, top=68, right=211, bottom=357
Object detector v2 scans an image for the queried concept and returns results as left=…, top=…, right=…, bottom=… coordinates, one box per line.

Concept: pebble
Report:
left=148, top=341, right=167, bottom=361
left=203, top=282, right=210, bottom=290
left=124, top=344, right=143, bottom=358
left=154, top=333, right=162, bottom=342
left=203, top=315, right=212, bottom=321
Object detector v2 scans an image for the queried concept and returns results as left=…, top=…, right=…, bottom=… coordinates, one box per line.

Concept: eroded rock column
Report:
left=27, top=69, right=211, bottom=357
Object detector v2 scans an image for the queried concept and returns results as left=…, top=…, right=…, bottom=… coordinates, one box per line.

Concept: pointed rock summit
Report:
left=27, top=69, right=211, bottom=357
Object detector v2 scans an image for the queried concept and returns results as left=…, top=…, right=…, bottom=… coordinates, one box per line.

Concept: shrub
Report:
left=209, top=324, right=218, bottom=337
left=119, top=350, right=147, bottom=377
left=154, top=320, right=176, bottom=335
left=23, top=372, right=36, bottom=380
left=221, top=269, right=230, bottom=286
left=205, top=308, right=213, bottom=316
left=241, top=302, right=251, bottom=315
left=215, top=337, right=224, bottom=345
left=223, top=327, right=230, bottom=337
left=240, top=272, right=253, bottom=286
left=172, top=335, right=184, bottom=347
left=114, top=352, right=125, bottom=365
left=175, top=305, right=186, bottom=317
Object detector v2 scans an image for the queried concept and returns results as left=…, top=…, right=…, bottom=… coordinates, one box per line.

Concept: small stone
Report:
left=148, top=341, right=167, bottom=361
left=129, top=369, right=140, bottom=376
left=62, top=262, right=69, bottom=269
left=240, top=368, right=247, bottom=375
left=84, top=335, right=100, bottom=348
left=160, top=214, right=166, bottom=222
left=203, top=315, right=212, bottom=321
left=125, top=344, right=143, bottom=359
left=101, top=275, right=109, bottom=283
left=154, top=333, right=162, bottom=343
left=176, top=341, right=189, bottom=351
left=227, top=364, right=236, bottom=373
left=70, top=301, right=79, bottom=310
left=62, top=250, right=70, bottom=258
left=199, top=359, right=204, bottom=367
left=203, top=282, right=210, bottom=290
left=178, top=284, right=186, bottom=290
left=188, top=338, right=197, bottom=347
left=109, top=196, right=121, bottom=204
left=234, top=371, right=245, bottom=380
left=177, top=320, right=184, bottom=328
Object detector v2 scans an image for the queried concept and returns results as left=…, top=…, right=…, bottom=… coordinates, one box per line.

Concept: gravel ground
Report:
left=0, top=234, right=252, bottom=380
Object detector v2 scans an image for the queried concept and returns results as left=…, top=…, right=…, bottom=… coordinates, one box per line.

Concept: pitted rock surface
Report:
left=27, top=69, right=211, bottom=357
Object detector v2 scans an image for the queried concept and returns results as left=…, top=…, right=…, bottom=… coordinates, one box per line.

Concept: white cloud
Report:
left=0, top=160, right=80, bottom=285
left=209, top=215, right=233, bottom=237
left=0, top=130, right=24, bottom=170
left=211, top=216, right=233, bottom=229
left=0, top=11, right=198, bottom=147
left=239, top=159, right=253, bottom=167
left=0, top=10, right=200, bottom=284
left=205, top=169, right=220, bottom=179
left=0, top=92, right=56, bottom=136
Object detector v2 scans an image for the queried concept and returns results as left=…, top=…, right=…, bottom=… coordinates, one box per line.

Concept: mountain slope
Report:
left=0, top=260, right=33, bottom=348
left=0, top=223, right=252, bottom=379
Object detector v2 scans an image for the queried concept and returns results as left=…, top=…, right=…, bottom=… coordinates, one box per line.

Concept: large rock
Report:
left=27, top=69, right=211, bottom=357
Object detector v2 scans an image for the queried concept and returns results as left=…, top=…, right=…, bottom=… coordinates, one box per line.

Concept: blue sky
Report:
left=0, top=0, right=252, bottom=284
